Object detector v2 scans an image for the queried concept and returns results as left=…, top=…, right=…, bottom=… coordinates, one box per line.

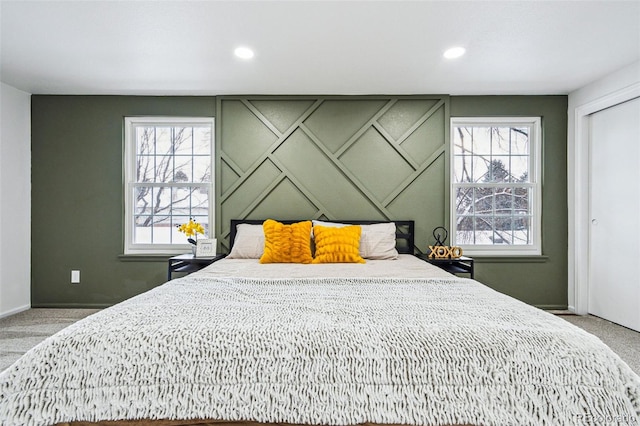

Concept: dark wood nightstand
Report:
left=167, top=254, right=226, bottom=280
left=416, top=254, right=474, bottom=278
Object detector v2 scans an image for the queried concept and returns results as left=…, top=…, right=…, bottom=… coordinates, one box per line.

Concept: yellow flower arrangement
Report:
left=177, top=218, right=205, bottom=245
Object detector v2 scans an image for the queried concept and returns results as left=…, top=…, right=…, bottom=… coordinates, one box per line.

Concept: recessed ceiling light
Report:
left=234, top=46, right=254, bottom=60
left=443, top=46, right=466, bottom=59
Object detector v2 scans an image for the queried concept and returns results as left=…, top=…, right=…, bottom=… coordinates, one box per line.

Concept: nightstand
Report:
left=416, top=254, right=474, bottom=279
left=167, top=254, right=226, bottom=280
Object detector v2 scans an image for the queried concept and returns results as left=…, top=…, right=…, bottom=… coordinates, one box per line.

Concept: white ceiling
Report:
left=1, top=1, right=639, bottom=96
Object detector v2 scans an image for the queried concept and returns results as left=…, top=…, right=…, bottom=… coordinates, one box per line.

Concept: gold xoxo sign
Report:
left=428, top=245, right=463, bottom=259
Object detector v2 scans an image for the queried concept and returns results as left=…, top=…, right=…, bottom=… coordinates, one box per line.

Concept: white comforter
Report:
left=1, top=257, right=639, bottom=426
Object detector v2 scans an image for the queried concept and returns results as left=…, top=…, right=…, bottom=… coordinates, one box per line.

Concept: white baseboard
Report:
left=0, top=304, right=31, bottom=319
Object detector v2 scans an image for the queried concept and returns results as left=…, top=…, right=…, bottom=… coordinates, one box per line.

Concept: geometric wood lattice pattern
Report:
left=216, top=96, right=450, bottom=253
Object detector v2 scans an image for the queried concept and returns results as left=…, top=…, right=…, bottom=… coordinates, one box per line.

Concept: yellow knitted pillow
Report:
left=259, top=219, right=313, bottom=264
left=312, top=225, right=365, bottom=264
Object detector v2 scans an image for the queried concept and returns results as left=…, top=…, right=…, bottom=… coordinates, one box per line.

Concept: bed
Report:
left=1, top=219, right=639, bottom=426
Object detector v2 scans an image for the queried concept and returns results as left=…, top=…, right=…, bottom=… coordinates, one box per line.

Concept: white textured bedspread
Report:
left=1, top=275, right=639, bottom=426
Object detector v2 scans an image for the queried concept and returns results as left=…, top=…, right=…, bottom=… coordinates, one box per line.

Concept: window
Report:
left=124, top=117, right=214, bottom=255
left=451, top=117, right=541, bottom=256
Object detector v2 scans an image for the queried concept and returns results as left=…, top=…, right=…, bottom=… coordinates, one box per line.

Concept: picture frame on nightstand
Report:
left=195, top=238, right=217, bottom=258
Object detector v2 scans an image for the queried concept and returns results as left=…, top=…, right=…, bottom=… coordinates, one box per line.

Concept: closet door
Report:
left=588, top=97, right=640, bottom=332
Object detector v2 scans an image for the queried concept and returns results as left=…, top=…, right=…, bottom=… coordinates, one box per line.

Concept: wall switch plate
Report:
left=71, top=270, right=80, bottom=284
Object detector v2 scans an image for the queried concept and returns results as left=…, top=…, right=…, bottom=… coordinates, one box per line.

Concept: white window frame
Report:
left=450, top=117, right=542, bottom=256
left=124, top=117, right=215, bottom=255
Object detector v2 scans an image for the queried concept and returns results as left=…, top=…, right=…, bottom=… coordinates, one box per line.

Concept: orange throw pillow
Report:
left=312, top=225, right=366, bottom=264
left=259, top=219, right=313, bottom=264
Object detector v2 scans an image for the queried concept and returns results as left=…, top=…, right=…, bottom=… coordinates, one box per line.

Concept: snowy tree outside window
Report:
left=451, top=117, right=541, bottom=256
left=124, top=117, right=214, bottom=255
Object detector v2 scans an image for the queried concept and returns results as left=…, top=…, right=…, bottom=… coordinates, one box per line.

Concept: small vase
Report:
left=191, top=245, right=197, bottom=257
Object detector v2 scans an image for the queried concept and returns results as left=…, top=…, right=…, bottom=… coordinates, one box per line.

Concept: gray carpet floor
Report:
left=560, top=314, right=640, bottom=375
left=0, top=308, right=100, bottom=372
left=1, top=308, right=639, bottom=376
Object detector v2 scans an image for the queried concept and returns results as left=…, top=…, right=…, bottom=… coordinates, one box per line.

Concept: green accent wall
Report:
left=31, top=96, right=216, bottom=307
left=216, top=96, right=449, bottom=255
left=451, top=96, right=568, bottom=309
left=31, top=94, right=567, bottom=310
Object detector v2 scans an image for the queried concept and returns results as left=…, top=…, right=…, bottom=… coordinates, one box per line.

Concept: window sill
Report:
left=118, top=254, right=172, bottom=262
left=471, top=255, right=549, bottom=263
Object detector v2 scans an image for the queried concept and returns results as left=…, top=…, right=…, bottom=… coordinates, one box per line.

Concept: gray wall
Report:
left=1, top=83, right=31, bottom=317
left=31, top=94, right=567, bottom=309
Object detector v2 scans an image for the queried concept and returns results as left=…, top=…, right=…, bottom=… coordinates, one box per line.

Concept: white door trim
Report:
left=569, top=82, right=640, bottom=314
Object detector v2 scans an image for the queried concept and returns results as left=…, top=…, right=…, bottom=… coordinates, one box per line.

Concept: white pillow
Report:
left=312, top=220, right=398, bottom=260
left=227, top=224, right=265, bottom=259
left=359, top=222, right=399, bottom=260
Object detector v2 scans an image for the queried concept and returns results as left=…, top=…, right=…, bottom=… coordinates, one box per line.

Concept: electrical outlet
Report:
left=71, top=270, right=80, bottom=284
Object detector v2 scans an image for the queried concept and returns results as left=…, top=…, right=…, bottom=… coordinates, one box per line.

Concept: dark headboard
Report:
left=229, top=219, right=415, bottom=254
